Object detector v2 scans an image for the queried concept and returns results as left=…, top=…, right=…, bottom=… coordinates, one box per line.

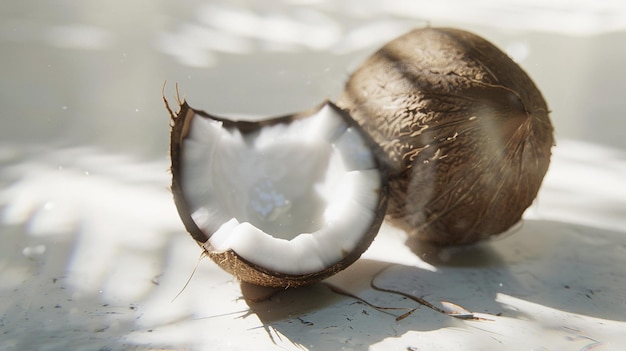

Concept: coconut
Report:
left=338, top=27, right=554, bottom=246
left=168, top=99, right=388, bottom=288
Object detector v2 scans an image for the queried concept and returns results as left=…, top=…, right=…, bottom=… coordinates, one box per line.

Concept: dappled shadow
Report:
left=240, top=218, right=626, bottom=350
left=0, top=223, right=177, bottom=351
left=0, top=145, right=187, bottom=350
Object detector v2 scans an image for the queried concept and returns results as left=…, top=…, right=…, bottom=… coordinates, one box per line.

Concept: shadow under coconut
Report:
left=388, top=218, right=626, bottom=322
left=488, top=219, right=626, bottom=322
left=406, top=236, right=509, bottom=268
left=241, top=218, right=626, bottom=350
left=241, top=259, right=458, bottom=350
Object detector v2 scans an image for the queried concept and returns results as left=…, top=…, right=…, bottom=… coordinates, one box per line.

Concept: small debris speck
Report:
left=297, top=317, right=314, bottom=326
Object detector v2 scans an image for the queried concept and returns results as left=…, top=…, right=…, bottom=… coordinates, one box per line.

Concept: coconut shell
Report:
left=338, top=27, right=554, bottom=246
left=167, top=99, right=388, bottom=287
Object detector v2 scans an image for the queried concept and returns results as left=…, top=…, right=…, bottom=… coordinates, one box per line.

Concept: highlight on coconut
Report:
left=167, top=27, right=553, bottom=288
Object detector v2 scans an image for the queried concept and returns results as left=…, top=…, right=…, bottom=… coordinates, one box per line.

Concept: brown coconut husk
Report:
left=338, top=27, right=554, bottom=246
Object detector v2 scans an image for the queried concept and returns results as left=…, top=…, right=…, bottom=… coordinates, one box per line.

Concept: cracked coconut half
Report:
left=168, top=99, right=388, bottom=288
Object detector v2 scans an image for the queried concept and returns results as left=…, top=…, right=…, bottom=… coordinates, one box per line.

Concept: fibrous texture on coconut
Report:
left=169, top=100, right=388, bottom=287
left=338, top=27, right=554, bottom=245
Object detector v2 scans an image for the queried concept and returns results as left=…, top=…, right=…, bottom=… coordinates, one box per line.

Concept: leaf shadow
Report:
left=241, top=219, right=626, bottom=350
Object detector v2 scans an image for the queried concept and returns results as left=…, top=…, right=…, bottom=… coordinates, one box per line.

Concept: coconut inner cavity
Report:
left=180, top=104, right=381, bottom=275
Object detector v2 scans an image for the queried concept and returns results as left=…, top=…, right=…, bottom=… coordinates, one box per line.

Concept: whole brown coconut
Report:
left=337, top=27, right=554, bottom=246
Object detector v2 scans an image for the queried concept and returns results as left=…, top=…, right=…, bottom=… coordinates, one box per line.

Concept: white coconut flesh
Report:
left=180, top=103, right=382, bottom=275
